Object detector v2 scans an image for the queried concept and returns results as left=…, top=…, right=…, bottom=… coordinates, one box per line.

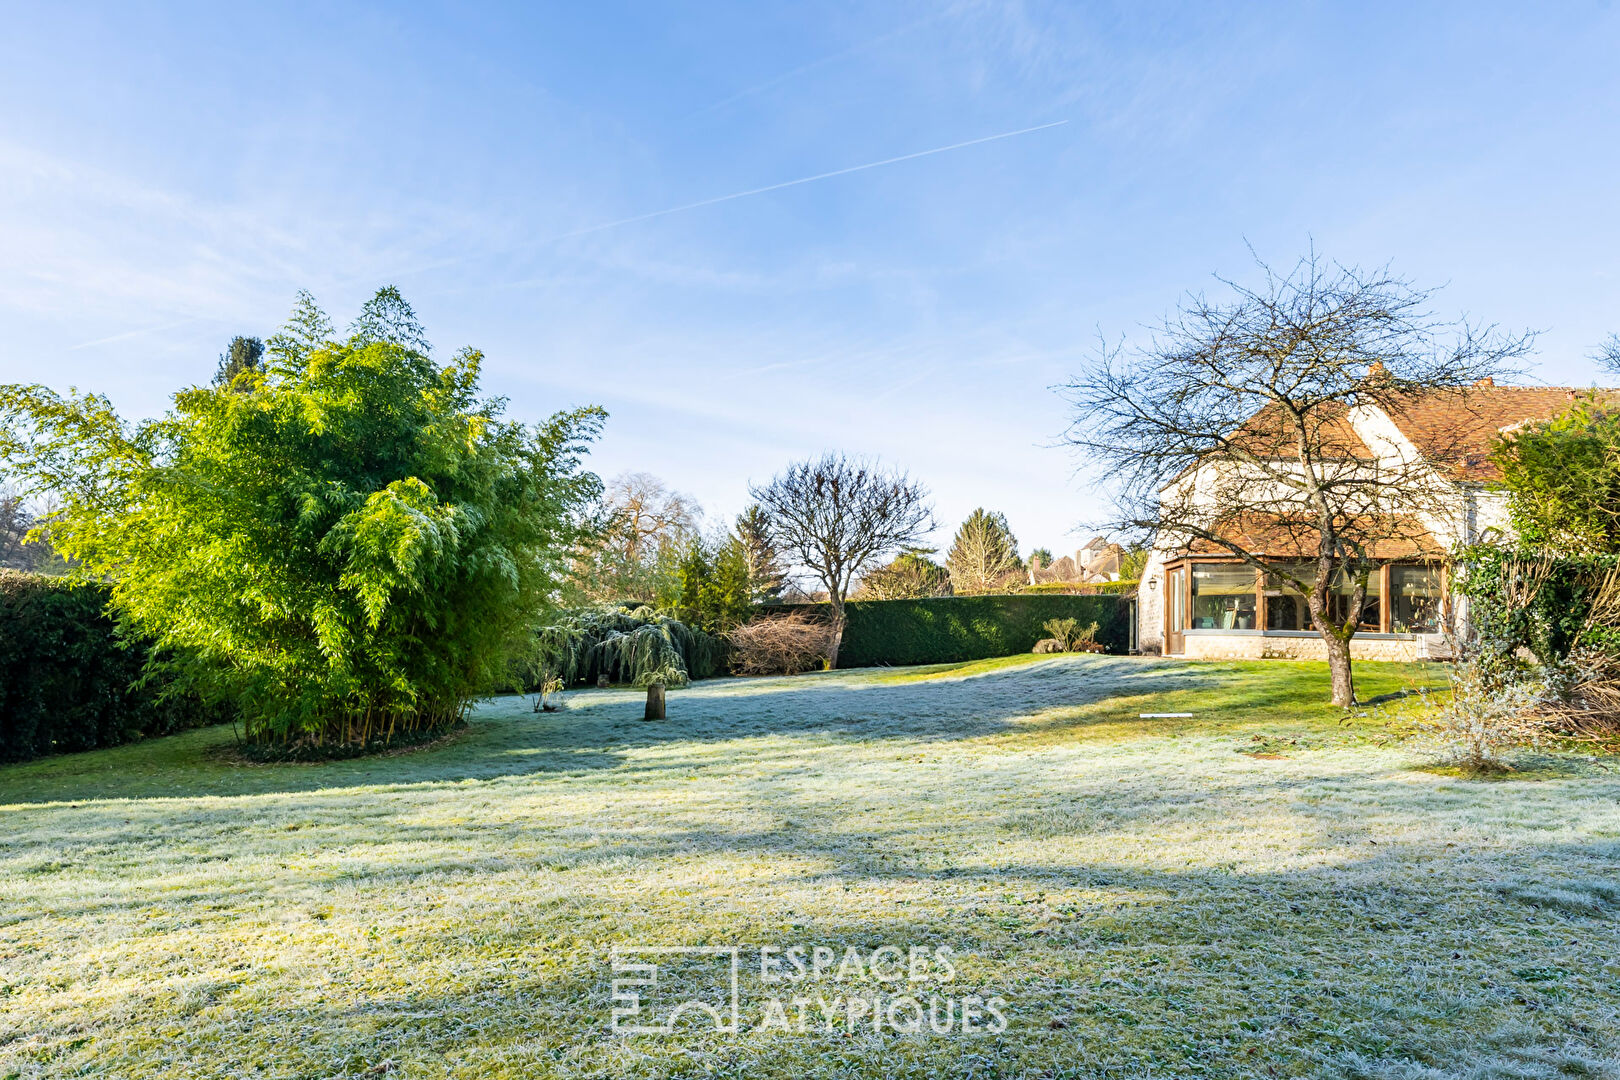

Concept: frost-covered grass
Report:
left=3, top=655, right=1619, bottom=1079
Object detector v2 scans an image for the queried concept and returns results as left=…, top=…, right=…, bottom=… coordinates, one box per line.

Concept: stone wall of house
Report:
left=1136, top=548, right=1166, bottom=654
left=1180, top=632, right=1422, bottom=663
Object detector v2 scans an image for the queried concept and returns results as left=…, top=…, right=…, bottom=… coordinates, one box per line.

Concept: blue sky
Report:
left=2, top=2, right=1618, bottom=553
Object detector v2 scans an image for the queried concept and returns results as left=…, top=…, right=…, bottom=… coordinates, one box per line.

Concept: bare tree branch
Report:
left=748, top=453, right=933, bottom=666
left=1062, top=252, right=1535, bottom=705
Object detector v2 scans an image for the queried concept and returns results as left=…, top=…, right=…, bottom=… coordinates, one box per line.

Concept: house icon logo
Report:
left=610, top=946, right=741, bottom=1035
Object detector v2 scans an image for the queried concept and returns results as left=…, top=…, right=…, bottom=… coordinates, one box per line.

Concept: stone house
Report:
left=1137, top=382, right=1607, bottom=662
left=1029, top=537, right=1127, bottom=586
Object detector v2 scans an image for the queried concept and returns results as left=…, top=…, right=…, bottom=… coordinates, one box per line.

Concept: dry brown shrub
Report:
left=727, top=612, right=835, bottom=676
left=1437, top=562, right=1620, bottom=769
left=1538, top=566, right=1620, bottom=741
left=1542, top=645, right=1620, bottom=741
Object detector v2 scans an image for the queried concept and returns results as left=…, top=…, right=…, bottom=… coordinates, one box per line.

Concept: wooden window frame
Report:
left=1163, top=555, right=1440, bottom=637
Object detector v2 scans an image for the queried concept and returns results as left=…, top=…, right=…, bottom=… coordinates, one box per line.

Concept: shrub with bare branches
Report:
left=1032, top=617, right=1103, bottom=655
left=1438, top=555, right=1620, bottom=768
left=728, top=612, right=834, bottom=676
left=1433, top=658, right=1552, bottom=772
left=1535, top=565, right=1620, bottom=740
left=1541, top=645, right=1620, bottom=740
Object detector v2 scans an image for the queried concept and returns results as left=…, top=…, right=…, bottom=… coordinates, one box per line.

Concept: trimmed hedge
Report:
left=788, top=593, right=1131, bottom=668
left=1020, top=580, right=1139, bottom=596
left=0, top=571, right=218, bottom=763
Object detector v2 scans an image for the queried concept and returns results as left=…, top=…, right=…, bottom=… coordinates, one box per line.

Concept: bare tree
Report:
left=573, top=472, right=703, bottom=602
left=0, top=481, right=56, bottom=572
left=1598, top=333, right=1620, bottom=377
left=946, top=508, right=1020, bottom=593
left=749, top=453, right=933, bottom=667
left=1064, top=253, right=1533, bottom=706
left=602, top=472, right=702, bottom=564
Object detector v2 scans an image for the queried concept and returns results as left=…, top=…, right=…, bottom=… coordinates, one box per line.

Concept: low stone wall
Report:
left=1180, top=631, right=1422, bottom=663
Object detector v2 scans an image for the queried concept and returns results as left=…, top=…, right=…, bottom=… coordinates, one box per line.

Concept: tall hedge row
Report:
left=797, top=593, right=1131, bottom=668
left=1021, top=579, right=1139, bottom=596
left=0, top=571, right=218, bottom=763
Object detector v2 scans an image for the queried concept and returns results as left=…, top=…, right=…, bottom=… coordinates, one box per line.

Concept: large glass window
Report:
left=1391, top=564, right=1444, bottom=633
left=1264, top=563, right=1381, bottom=632
left=1265, top=564, right=1314, bottom=631
left=1329, top=574, right=1381, bottom=632
left=1190, top=564, right=1257, bottom=630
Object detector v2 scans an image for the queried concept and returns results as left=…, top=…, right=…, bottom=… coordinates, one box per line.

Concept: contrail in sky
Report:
left=684, top=12, right=944, bottom=120
left=552, top=120, right=1069, bottom=241
left=68, top=316, right=203, bottom=351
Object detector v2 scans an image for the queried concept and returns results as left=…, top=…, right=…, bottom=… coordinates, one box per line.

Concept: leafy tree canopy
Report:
left=947, top=508, right=1021, bottom=593
left=674, top=534, right=754, bottom=634
left=213, top=335, right=265, bottom=388
left=859, top=548, right=952, bottom=599
left=1494, top=393, right=1620, bottom=555
left=735, top=504, right=787, bottom=604
left=0, top=288, right=604, bottom=747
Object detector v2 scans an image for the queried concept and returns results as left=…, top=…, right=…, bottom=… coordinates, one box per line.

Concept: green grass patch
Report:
left=2, top=655, right=1617, bottom=1078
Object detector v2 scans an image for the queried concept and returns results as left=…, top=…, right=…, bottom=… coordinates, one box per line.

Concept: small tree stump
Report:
left=644, top=682, right=666, bottom=721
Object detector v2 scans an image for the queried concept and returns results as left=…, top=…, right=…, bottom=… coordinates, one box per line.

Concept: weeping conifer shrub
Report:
left=0, top=288, right=605, bottom=752
left=526, top=605, right=726, bottom=689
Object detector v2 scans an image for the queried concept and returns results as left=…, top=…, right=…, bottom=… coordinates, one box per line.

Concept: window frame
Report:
left=1158, top=555, right=1445, bottom=638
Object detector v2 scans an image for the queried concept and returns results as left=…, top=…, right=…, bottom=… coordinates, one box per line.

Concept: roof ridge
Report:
left=1444, top=384, right=1618, bottom=392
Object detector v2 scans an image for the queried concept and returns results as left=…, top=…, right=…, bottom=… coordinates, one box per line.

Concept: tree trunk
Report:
left=643, top=682, right=665, bottom=720
left=826, top=600, right=846, bottom=670
left=1307, top=572, right=1357, bottom=708
left=1323, top=632, right=1356, bottom=708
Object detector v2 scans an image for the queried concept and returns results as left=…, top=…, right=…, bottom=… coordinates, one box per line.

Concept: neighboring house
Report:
left=1030, top=537, right=1126, bottom=586
left=1137, top=382, right=1609, bottom=662
left=1076, top=536, right=1125, bottom=582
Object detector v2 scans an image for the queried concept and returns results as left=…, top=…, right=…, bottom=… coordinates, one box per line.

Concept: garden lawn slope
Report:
left=3, top=656, right=1619, bottom=1078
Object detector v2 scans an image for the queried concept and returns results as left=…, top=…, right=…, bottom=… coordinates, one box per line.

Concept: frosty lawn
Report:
left=3, top=654, right=1619, bottom=1079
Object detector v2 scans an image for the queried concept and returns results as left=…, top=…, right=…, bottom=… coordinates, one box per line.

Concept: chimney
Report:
left=1366, top=361, right=1390, bottom=380
left=1473, top=376, right=1495, bottom=387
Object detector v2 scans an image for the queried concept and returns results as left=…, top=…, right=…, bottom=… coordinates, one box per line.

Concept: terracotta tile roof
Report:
left=1228, top=400, right=1373, bottom=460
left=1180, top=513, right=1442, bottom=560
left=1162, top=383, right=1616, bottom=560
left=1380, top=384, right=1619, bottom=481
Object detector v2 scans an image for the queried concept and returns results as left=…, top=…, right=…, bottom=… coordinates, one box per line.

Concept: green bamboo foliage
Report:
left=1, top=288, right=605, bottom=750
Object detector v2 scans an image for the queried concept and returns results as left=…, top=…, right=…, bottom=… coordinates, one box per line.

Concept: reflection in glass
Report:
left=1391, top=564, right=1444, bottom=633
left=1190, top=565, right=1257, bottom=630
left=1263, top=563, right=1381, bottom=632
